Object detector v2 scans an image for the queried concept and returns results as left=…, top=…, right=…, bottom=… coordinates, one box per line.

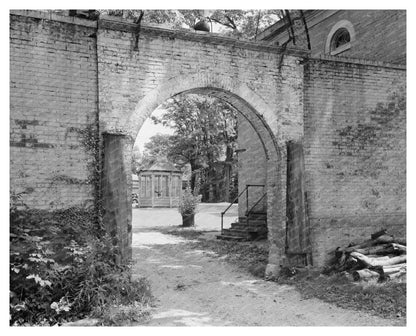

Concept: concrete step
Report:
left=238, top=216, right=247, bottom=224
left=231, top=223, right=268, bottom=232
left=246, top=219, right=267, bottom=226
left=221, top=229, right=252, bottom=238
left=248, top=214, right=267, bottom=220
left=216, top=235, right=247, bottom=242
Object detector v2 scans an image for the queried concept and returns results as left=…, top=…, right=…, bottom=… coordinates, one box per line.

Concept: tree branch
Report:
left=225, top=15, right=238, bottom=30
left=210, top=17, right=236, bottom=30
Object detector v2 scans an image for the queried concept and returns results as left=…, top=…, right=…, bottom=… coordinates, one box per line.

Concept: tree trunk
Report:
left=387, top=270, right=406, bottom=279
left=391, top=243, right=406, bottom=253
left=350, top=252, right=406, bottom=267
left=382, top=264, right=406, bottom=275
left=352, top=269, right=380, bottom=281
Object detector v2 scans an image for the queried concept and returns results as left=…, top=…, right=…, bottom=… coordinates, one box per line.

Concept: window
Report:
left=146, top=176, right=151, bottom=197
left=164, top=176, right=169, bottom=197
left=155, top=175, right=161, bottom=197
left=331, top=28, right=350, bottom=49
left=325, top=20, right=355, bottom=56
left=140, top=176, right=146, bottom=197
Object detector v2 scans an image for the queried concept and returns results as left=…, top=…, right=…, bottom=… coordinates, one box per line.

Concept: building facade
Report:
left=257, top=10, right=406, bottom=64
left=137, top=160, right=182, bottom=208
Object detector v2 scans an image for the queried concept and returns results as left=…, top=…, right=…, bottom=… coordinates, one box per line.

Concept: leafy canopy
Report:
left=100, top=9, right=283, bottom=39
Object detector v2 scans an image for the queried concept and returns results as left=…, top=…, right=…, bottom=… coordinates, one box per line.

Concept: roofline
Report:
left=139, top=169, right=182, bottom=174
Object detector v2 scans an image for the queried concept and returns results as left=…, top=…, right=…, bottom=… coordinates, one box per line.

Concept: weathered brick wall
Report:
left=310, top=10, right=406, bottom=64
left=307, top=10, right=406, bottom=64
left=262, top=10, right=406, bottom=65
left=237, top=115, right=267, bottom=217
left=10, top=11, right=98, bottom=209
left=12, top=12, right=406, bottom=274
left=304, top=56, right=406, bottom=266
left=96, top=17, right=306, bottom=274
left=96, top=17, right=306, bottom=143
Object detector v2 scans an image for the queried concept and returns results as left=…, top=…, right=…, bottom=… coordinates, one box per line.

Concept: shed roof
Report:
left=140, top=158, right=182, bottom=173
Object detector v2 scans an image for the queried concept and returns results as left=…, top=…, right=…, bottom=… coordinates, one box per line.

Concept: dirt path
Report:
left=131, top=208, right=401, bottom=326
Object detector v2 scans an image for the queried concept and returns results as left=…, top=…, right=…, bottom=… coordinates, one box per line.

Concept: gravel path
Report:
left=131, top=208, right=402, bottom=326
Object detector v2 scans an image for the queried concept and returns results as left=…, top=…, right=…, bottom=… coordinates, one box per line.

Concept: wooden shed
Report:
left=137, top=159, right=183, bottom=208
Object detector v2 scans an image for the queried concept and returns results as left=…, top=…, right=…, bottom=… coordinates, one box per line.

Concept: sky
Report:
left=134, top=108, right=174, bottom=152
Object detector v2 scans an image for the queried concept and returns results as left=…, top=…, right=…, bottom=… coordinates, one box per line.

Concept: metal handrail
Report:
left=247, top=192, right=267, bottom=217
left=220, top=184, right=265, bottom=233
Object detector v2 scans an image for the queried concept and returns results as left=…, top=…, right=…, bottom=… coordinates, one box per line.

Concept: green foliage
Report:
left=10, top=206, right=153, bottom=326
left=150, top=94, right=238, bottom=199
left=178, top=185, right=201, bottom=216
left=100, top=9, right=282, bottom=39
left=92, top=300, right=151, bottom=326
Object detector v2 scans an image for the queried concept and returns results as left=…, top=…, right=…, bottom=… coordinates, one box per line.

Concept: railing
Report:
left=220, top=184, right=265, bottom=233
left=247, top=192, right=267, bottom=216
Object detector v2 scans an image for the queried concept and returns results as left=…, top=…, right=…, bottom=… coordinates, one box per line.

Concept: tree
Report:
left=147, top=94, right=238, bottom=201
left=99, top=9, right=283, bottom=40
left=131, top=142, right=159, bottom=174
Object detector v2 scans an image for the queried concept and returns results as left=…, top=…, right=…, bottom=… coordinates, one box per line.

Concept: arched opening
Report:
left=330, top=28, right=351, bottom=50
left=101, top=74, right=288, bottom=276
left=325, top=20, right=355, bottom=56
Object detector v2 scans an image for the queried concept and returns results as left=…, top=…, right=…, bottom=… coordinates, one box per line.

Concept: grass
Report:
left=280, top=270, right=406, bottom=320
left=168, top=228, right=406, bottom=321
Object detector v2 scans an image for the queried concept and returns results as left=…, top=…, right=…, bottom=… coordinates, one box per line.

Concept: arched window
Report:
left=331, top=28, right=351, bottom=49
left=325, top=20, right=355, bottom=56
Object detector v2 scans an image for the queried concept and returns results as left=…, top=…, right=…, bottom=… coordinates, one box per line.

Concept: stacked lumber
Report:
left=326, top=229, right=406, bottom=282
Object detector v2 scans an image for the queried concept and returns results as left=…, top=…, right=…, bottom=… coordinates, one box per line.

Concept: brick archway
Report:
left=96, top=19, right=307, bottom=275
left=120, top=73, right=288, bottom=275
left=126, top=72, right=283, bottom=146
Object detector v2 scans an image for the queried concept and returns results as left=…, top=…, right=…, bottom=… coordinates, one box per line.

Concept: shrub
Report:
left=178, top=185, right=201, bottom=216
left=10, top=204, right=153, bottom=326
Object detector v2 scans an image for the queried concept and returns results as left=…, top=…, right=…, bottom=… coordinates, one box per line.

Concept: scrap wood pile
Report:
left=326, top=229, right=406, bottom=282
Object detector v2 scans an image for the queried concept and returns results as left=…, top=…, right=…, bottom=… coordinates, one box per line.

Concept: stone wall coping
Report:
left=10, top=9, right=97, bottom=28
left=10, top=10, right=406, bottom=72
left=309, top=54, right=406, bottom=71
left=9, top=10, right=309, bottom=57
left=98, top=15, right=310, bottom=57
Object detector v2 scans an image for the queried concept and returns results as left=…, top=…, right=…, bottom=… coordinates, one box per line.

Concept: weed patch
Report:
left=280, top=272, right=406, bottom=320
left=10, top=205, right=153, bottom=326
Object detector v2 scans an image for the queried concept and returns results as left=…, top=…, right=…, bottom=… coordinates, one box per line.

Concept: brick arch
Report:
left=127, top=72, right=283, bottom=148
left=127, top=72, right=288, bottom=277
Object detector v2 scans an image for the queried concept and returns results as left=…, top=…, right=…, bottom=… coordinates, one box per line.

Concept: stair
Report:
left=217, top=212, right=267, bottom=241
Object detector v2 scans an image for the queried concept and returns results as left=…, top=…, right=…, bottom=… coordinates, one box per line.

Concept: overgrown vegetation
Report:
left=168, top=228, right=406, bottom=321
left=10, top=194, right=153, bottom=326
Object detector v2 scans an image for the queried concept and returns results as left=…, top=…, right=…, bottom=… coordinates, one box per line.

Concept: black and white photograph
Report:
left=8, top=2, right=409, bottom=328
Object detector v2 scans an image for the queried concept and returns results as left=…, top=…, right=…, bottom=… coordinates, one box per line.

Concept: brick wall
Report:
left=304, top=57, right=406, bottom=266
left=262, top=10, right=406, bottom=65
left=10, top=11, right=98, bottom=209
left=96, top=17, right=306, bottom=273
left=11, top=11, right=406, bottom=273
left=307, top=10, right=406, bottom=64
left=96, top=17, right=306, bottom=142
left=237, top=115, right=267, bottom=217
